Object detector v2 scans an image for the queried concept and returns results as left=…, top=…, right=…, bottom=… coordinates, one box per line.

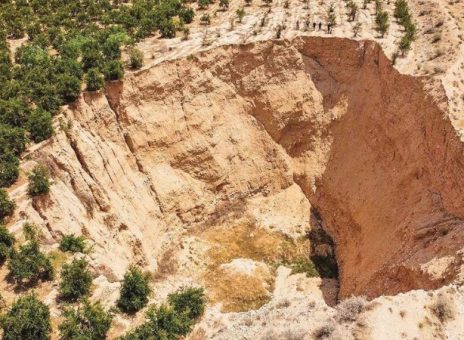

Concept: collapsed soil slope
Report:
left=11, top=37, right=464, bottom=306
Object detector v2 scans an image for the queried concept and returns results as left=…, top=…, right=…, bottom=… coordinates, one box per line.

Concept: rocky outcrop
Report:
left=9, top=37, right=464, bottom=305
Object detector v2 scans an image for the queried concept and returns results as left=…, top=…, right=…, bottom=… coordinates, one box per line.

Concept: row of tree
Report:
left=0, top=224, right=206, bottom=339
left=0, top=0, right=195, bottom=190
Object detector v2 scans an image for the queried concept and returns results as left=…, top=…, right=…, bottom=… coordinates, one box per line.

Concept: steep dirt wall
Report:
left=9, top=37, right=464, bottom=304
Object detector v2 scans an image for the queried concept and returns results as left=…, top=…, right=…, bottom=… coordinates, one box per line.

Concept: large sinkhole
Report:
left=52, top=36, right=464, bottom=309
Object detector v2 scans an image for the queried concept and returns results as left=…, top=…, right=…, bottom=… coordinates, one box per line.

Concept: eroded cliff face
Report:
left=8, top=37, right=464, bottom=309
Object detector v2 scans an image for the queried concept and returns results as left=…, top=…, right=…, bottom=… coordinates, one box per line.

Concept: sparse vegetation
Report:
left=347, top=1, right=358, bottom=21
left=336, top=296, right=367, bottom=323
left=59, top=234, right=87, bottom=253
left=1, top=293, right=51, bottom=340
left=129, top=48, right=144, bottom=70
left=394, top=0, right=417, bottom=55
left=121, top=287, right=206, bottom=339
left=429, top=295, right=455, bottom=323
left=27, top=164, right=50, bottom=197
left=59, top=258, right=92, bottom=301
left=59, top=300, right=113, bottom=340
left=118, top=266, right=151, bottom=314
left=236, top=8, right=246, bottom=23
left=23, top=222, right=41, bottom=241
left=313, top=323, right=335, bottom=339
left=288, top=257, right=319, bottom=277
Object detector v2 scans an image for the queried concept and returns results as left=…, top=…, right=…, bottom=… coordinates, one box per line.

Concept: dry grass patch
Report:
left=196, top=222, right=310, bottom=312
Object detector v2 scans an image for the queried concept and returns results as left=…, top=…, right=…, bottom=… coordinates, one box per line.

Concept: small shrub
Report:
left=168, top=287, right=206, bottom=320
left=289, top=257, right=319, bottom=277
left=1, top=293, right=51, bottom=340
left=27, top=164, right=50, bottom=196
left=59, top=300, right=113, bottom=340
left=313, top=323, right=335, bottom=339
left=336, top=296, right=367, bottom=323
left=375, top=10, right=390, bottom=37
left=59, top=258, right=92, bottom=301
left=128, top=48, right=144, bottom=70
left=200, top=14, right=211, bottom=25
left=8, top=240, right=54, bottom=284
left=0, top=189, right=15, bottom=222
left=23, top=222, right=41, bottom=241
left=0, top=225, right=15, bottom=264
left=429, top=295, right=455, bottom=323
left=118, top=266, right=151, bottom=313
left=59, top=234, right=86, bottom=253
left=236, top=8, right=246, bottom=23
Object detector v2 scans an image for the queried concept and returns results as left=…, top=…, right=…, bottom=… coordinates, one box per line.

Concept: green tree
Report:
left=59, top=258, right=92, bottom=301
left=28, top=109, right=53, bottom=143
left=117, top=266, right=151, bottom=313
left=1, top=293, right=51, bottom=340
left=8, top=240, right=54, bottom=284
left=103, top=60, right=124, bottom=81
left=375, top=10, right=389, bottom=37
left=56, top=73, right=81, bottom=103
left=0, top=152, right=19, bottom=188
left=120, top=304, right=193, bottom=340
left=168, top=287, right=206, bottom=320
left=86, top=68, right=105, bottom=91
left=59, top=234, right=86, bottom=253
left=59, top=300, right=113, bottom=340
left=0, top=188, right=15, bottom=222
left=0, top=224, right=15, bottom=265
left=28, top=164, right=50, bottom=196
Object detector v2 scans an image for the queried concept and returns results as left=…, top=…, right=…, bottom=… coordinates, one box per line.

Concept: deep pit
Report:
left=30, top=37, right=464, bottom=308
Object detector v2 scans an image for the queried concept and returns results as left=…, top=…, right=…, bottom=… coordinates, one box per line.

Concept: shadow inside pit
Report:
left=309, top=206, right=340, bottom=306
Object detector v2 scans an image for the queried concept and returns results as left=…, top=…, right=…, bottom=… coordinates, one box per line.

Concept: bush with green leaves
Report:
left=59, top=300, right=113, bottom=340
left=104, top=60, right=124, bottom=81
left=117, top=266, right=151, bottom=314
left=59, top=234, right=86, bottom=253
left=23, top=222, right=41, bottom=242
left=1, top=293, right=51, bottom=340
left=0, top=188, right=15, bottom=222
left=0, top=152, right=19, bottom=188
left=28, top=164, right=50, bottom=196
left=59, top=258, right=93, bottom=301
left=86, top=68, right=105, bottom=92
left=28, top=109, right=53, bottom=143
left=168, top=287, right=206, bottom=320
left=8, top=240, right=54, bottom=285
left=121, top=287, right=206, bottom=339
left=129, top=48, right=144, bottom=70
left=0, top=224, right=15, bottom=265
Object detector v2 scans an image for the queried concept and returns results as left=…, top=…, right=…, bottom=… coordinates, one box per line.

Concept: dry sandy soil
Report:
left=3, top=0, right=464, bottom=339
